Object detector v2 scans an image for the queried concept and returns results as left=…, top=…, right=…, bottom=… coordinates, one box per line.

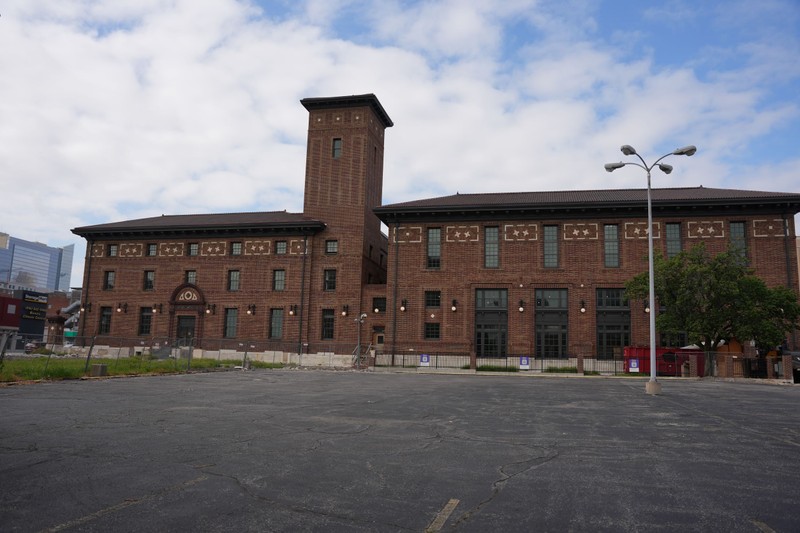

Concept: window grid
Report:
left=99, top=307, right=112, bottom=334
left=228, top=270, right=240, bottom=291
left=424, top=323, right=440, bottom=339
left=269, top=309, right=283, bottom=339
left=427, top=228, right=441, bottom=269
left=275, top=241, right=287, bottom=255
left=185, top=270, right=197, bottom=284
left=143, top=270, right=155, bottom=291
left=146, top=244, right=157, bottom=256
left=231, top=242, right=242, bottom=256
left=103, top=271, right=115, bottom=290
left=332, top=138, right=342, bottom=159
left=188, top=243, right=199, bottom=256
left=323, top=269, right=336, bottom=291
left=224, top=308, right=238, bottom=338
left=484, top=227, right=499, bottom=268
left=424, top=291, right=441, bottom=308
left=730, top=221, right=746, bottom=257
left=665, top=223, right=682, bottom=258
left=273, top=269, right=285, bottom=291
left=138, top=307, right=152, bottom=335
left=604, top=224, right=619, bottom=267
left=322, top=309, right=335, bottom=339
left=543, top=225, right=558, bottom=267
left=326, top=240, right=339, bottom=254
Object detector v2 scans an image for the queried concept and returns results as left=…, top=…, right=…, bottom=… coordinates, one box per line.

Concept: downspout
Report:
left=297, top=234, right=309, bottom=357
left=390, top=221, right=400, bottom=366
left=782, top=213, right=797, bottom=349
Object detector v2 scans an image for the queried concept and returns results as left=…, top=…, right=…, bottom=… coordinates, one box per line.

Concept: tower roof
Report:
left=301, top=94, right=393, bottom=128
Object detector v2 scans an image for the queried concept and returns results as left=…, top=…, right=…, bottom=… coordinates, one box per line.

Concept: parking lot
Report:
left=1, top=370, right=799, bottom=532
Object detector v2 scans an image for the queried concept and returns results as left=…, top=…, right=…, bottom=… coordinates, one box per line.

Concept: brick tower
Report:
left=300, top=94, right=393, bottom=343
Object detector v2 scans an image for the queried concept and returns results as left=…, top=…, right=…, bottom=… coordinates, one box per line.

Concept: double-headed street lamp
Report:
left=605, top=144, right=696, bottom=395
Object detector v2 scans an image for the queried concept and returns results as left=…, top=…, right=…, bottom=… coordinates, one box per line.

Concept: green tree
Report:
left=625, top=243, right=800, bottom=376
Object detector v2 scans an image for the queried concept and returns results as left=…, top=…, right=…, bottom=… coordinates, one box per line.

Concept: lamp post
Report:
left=605, top=144, right=696, bottom=395
left=355, top=313, right=367, bottom=369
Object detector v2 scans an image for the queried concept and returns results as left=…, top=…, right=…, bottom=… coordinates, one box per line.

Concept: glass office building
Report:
left=0, top=233, right=73, bottom=293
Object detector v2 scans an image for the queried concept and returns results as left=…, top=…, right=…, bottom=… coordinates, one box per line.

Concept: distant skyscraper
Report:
left=0, top=233, right=73, bottom=293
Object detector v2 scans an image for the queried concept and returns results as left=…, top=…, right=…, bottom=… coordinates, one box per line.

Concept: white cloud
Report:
left=0, top=0, right=798, bottom=286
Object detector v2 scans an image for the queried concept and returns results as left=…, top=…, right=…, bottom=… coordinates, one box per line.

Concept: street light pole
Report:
left=605, top=144, right=696, bottom=395
left=355, top=313, right=367, bottom=369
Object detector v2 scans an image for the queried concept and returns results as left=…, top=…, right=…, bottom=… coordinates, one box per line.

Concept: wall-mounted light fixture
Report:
left=289, top=304, right=297, bottom=316
left=451, top=299, right=458, bottom=312
left=644, top=301, right=651, bottom=314
left=152, top=303, right=163, bottom=314
left=374, top=306, right=380, bottom=313
left=518, top=300, right=525, bottom=313
left=205, top=303, right=216, bottom=315
left=580, top=300, right=587, bottom=314
left=81, top=302, right=92, bottom=312
left=400, top=299, right=407, bottom=312
left=341, top=305, right=349, bottom=317
left=246, top=304, right=257, bottom=315
left=116, top=303, right=128, bottom=313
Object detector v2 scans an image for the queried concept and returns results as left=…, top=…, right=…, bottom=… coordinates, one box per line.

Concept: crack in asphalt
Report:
left=449, top=450, right=560, bottom=530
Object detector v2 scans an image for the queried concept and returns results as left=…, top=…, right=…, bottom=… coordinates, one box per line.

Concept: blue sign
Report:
left=420, top=354, right=430, bottom=367
left=520, top=356, right=530, bottom=370
left=629, top=358, right=640, bottom=373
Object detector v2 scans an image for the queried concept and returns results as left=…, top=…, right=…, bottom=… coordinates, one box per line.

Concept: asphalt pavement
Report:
left=1, top=370, right=799, bottom=532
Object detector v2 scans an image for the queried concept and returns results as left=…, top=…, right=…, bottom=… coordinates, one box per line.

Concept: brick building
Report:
left=72, top=94, right=800, bottom=363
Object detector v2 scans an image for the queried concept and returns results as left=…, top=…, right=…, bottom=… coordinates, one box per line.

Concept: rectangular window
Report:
left=604, top=224, right=619, bottom=268
left=535, top=289, right=568, bottom=358
left=230, top=242, right=242, bottom=256
left=103, top=271, right=115, bottom=290
left=543, top=225, right=558, bottom=268
left=146, top=243, right=157, bottom=257
left=321, top=309, right=335, bottom=339
left=228, top=270, right=240, bottom=291
left=425, top=290, right=441, bottom=308
left=484, top=227, right=499, bottom=268
left=143, top=270, right=155, bottom=291
left=325, top=240, right=338, bottom=254
left=373, top=297, right=386, bottom=313
left=596, top=289, right=630, bottom=360
left=224, top=308, right=238, bottom=338
left=323, top=269, right=336, bottom=291
left=107, top=244, right=118, bottom=257
left=275, top=241, right=287, bottom=255
left=730, top=221, right=746, bottom=258
left=188, top=243, right=199, bottom=256
left=424, top=322, right=440, bottom=340
left=138, top=307, right=152, bottom=335
left=427, top=228, right=441, bottom=269
left=185, top=270, right=197, bottom=284
left=99, top=307, right=112, bottom=334
left=475, top=289, right=508, bottom=357
left=269, top=308, right=284, bottom=339
left=665, top=223, right=682, bottom=258
left=332, top=138, right=342, bottom=159
left=273, top=269, right=285, bottom=291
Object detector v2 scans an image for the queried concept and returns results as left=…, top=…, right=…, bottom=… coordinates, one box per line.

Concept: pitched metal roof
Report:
left=374, top=186, right=800, bottom=221
left=301, top=94, right=394, bottom=128
left=72, top=211, right=326, bottom=239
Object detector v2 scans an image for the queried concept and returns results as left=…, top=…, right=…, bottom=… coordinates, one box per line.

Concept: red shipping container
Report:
left=624, top=346, right=705, bottom=377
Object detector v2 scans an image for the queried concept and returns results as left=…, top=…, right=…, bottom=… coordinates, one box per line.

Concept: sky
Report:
left=1, top=0, right=799, bottom=287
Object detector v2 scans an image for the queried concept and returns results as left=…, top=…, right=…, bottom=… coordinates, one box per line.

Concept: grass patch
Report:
left=544, top=366, right=578, bottom=373
left=0, top=356, right=285, bottom=383
left=476, top=365, right=519, bottom=372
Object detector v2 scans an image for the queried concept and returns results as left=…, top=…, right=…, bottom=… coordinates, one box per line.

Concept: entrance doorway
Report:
left=176, top=316, right=196, bottom=345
